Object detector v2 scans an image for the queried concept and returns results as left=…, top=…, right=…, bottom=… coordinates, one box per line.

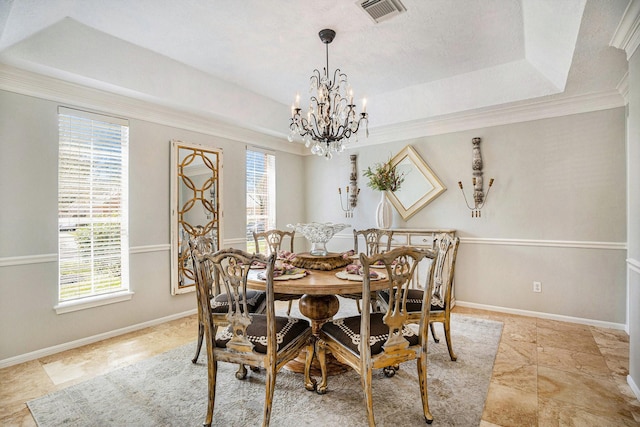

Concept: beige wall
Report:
left=0, top=89, right=305, bottom=362
left=305, top=108, right=627, bottom=324
left=0, top=86, right=630, bottom=364
left=627, top=45, right=640, bottom=396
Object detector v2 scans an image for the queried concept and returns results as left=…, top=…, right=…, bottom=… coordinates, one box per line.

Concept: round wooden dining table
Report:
left=247, top=257, right=390, bottom=381
left=248, top=263, right=386, bottom=333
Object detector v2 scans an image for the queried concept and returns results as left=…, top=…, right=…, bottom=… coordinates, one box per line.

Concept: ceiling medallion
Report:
left=288, top=29, right=369, bottom=159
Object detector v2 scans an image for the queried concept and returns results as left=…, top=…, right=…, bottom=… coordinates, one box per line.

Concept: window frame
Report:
left=246, top=147, right=276, bottom=253
left=55, top=106, right=132, bottom=314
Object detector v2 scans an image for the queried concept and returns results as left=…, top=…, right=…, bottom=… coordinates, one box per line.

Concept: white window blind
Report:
left=246, top=148, right=275, bottom=252
left=58, top=107, right=130, bottom=303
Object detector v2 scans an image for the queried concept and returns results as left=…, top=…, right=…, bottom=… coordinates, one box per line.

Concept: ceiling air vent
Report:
left=356, top=0, right=406, bottom=23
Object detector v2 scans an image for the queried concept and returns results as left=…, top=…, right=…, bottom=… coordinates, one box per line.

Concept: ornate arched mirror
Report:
left=170, top=140, right=223, bottom=295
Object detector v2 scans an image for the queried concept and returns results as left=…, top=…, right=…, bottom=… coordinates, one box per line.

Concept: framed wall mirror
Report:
left=170, top=140, right=223, bottom=295
left=387, top=145, right=445, bottom=220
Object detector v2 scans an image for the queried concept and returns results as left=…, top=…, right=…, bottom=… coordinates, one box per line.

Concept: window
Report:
left=246, top=148, right=275, bottom=252
left=57, top=107, right=130, bottom=308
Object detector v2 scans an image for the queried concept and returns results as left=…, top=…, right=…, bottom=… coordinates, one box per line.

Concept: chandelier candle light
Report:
left=288, top=29, right=369, bottom=159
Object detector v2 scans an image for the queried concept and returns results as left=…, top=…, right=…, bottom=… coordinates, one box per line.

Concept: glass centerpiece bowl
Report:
left=287, top=222, right=350, bottom=256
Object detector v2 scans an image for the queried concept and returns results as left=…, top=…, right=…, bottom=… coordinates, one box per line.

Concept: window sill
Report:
left=54, top=291, right=135, bottom=314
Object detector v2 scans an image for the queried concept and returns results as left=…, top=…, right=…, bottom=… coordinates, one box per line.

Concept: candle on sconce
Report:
left=362, top=98, right=367, bottom=113
left=295, top=93, right=300, bottom=108
left=349, top=89, right=354, bottom=105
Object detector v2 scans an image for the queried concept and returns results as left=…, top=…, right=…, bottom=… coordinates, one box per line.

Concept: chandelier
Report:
left=288, top=29, right=369, bottom=159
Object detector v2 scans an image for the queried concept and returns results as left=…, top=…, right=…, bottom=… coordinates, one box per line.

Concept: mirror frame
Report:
left=386, top=145, right=446, bottom=220
left=170, top=140, right=223, bottom=295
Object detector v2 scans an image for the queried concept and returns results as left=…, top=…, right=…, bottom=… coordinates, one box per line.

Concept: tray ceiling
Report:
left=0, top=0, right=630, bottom=140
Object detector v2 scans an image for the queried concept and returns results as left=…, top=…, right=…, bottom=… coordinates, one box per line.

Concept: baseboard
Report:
left=0, top=309, right=197, bottom=369
left=628, top=375, right=640, bottom=401
left=455, top=300, right=626, bottom=331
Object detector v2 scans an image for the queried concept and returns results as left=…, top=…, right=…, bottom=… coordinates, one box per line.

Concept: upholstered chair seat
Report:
left=321, top=312, right=419, bottom=356
left=210, top=290, right=266, bottom=314
left=378, top=288, right=444, bottom=313
left=215, top=314, right=310, bottom=353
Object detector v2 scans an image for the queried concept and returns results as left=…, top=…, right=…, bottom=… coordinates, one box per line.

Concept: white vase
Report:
left=376, top=192, right=392, bottom=229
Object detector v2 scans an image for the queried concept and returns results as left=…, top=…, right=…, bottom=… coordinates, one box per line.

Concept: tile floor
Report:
left=1, top=305, right=639, bottom=426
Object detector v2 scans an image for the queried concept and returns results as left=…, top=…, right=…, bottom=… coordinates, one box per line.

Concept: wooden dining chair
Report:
left=378, top=233, right=460, bottom=361
left=253, top=229, right=297, bottom=315
left=192, top=247, right=314, bottom=427
left=189, top=236, right=267, bottom=364
left=340, top=228, right=393, bottom=313
left=317, top=246, right=435, bottom=426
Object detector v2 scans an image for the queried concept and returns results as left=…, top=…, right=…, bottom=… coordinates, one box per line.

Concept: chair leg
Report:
left=263, top=367, right=276, bottom=427
left=361, top=365, right=376, bottom=427
left=443, top=315, right=457, bottom=361
left=370, top=296, right=379, bottom=313
left=204, top=359, right=217, bottom=427
left=192, top=322, right=204, bottom=363
left=286, top=300, right=293, bottom=316
left=416, top=353, right=433, bottom=424
left=355, top=298, right=362, bottom=313
left=429, top=322, right=440, bottom=343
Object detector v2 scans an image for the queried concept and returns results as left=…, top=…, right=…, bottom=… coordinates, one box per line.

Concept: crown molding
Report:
left=617, top=71, right=630, bottom=103
left=359, top=90, right=625, bottom=147
left=0, top=64, right=306, bottom=156
left=611, top=0, right=640, bottom=60
left=0, top=64, right=625, bottom=152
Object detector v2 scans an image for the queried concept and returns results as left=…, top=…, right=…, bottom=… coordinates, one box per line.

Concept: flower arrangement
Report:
left=363, top=157, right=405, bottom=192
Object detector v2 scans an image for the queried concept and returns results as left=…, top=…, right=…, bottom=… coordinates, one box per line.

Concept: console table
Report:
left=381, top=229, right=457, bottom=302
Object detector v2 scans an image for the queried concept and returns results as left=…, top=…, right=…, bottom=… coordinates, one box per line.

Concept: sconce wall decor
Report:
left=458, top=137, right=494, bottom=217
left=338, top=154, right=360, bottom=218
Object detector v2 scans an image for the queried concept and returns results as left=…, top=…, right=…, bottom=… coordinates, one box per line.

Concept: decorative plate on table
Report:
left=257, top=268, right=308, bottom=281
left=369, top=263, right=387, bottom=269
left=347, top=260, right=396, bottom=268
left=335, top=271, right=386, bottom=281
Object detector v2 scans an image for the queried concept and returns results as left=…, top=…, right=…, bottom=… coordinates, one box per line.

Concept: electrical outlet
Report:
left=533, top=281, right=542, bottom=293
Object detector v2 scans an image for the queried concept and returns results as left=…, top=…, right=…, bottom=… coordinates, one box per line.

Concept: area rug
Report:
left=28, top=314, right=502, bottom=426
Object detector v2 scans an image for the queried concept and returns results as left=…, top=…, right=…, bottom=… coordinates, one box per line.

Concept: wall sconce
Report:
left=458, top=137, right=494, bottom=218
left=338, top=154, right=359, bottom=218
